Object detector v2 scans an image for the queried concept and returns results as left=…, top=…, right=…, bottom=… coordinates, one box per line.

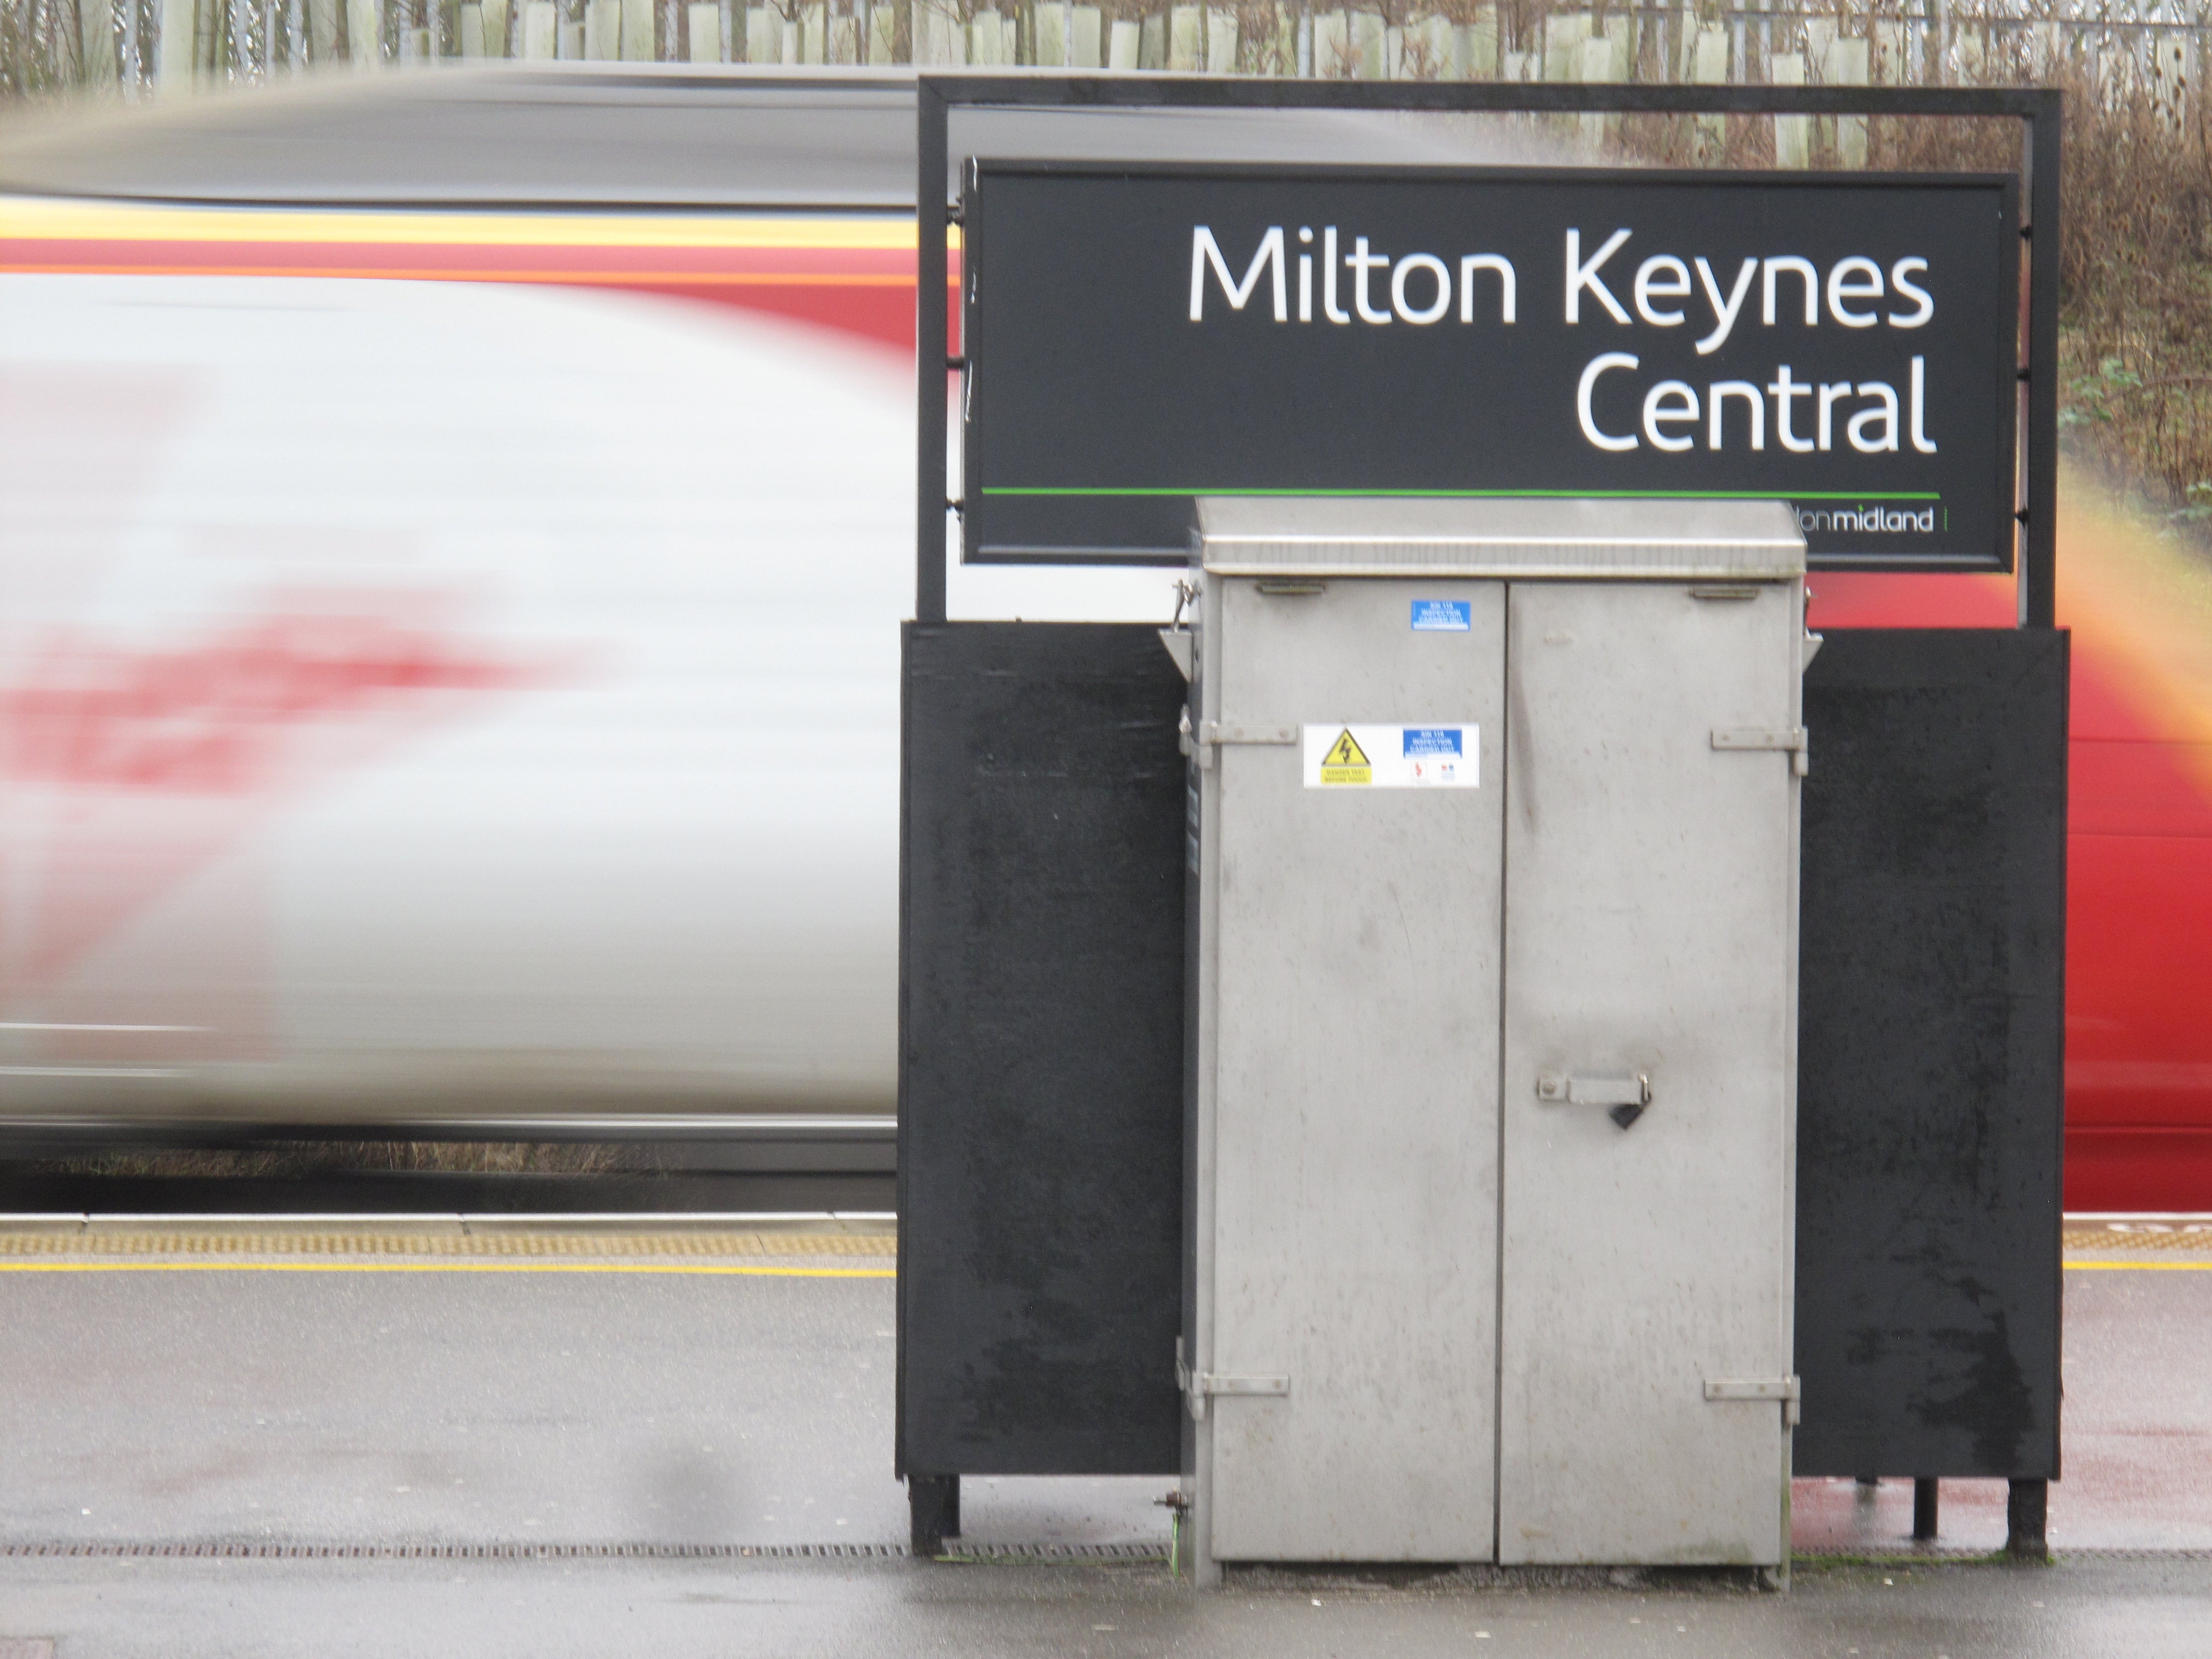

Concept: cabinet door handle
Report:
left=1536, top=1072, right=1651, bottom=1129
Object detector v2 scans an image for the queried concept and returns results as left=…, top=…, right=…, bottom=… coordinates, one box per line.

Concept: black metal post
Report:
left=915, top=77, right=950, bottom=627
left=910, top=1473, right=960, bottom=1555
left=898, top=78, right=949, bottom=1544
left=918, top=72, right=2064, bottom=119
left=2018, top=101, right=2068, bottom=1574
left=1912, top=1477, right=1940, bottom=1541
left=2008, top=1478, right=2050, bottom=1561
left=2022, top=95, right=2062, bottom=631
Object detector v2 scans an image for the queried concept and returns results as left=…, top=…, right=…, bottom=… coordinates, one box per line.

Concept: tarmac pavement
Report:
left=0, top=1220, right=2204, bottom=1655
left=3, top=1554, right=2210, bottom=1659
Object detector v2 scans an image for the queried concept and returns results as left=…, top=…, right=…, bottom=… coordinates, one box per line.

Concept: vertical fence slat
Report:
left=1692, top=21, right=1728, bottom=161
left=76, top=0, right=117, bottom=81
left=1312, top=8, right=1343, bottom=77
left=1773, top=46, right=1809, bottom=165
left=154, top=0, right=193, bottom=78
left=1833, top=34, right=1869, bottom=166
left=518, top=0, right=550, bottom=54
left=341, top=0, right=373, bottom=62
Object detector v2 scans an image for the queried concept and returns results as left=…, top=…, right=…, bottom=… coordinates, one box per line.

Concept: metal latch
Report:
left=1177, top=1339, right=1289, bottom=1421
left=1712, top=726, right=1810, bottom=777
left=1705, top=1375, right=1802, bottom=1427
left=1158, top=628, right=1195, bottom=682
left=1536, top=1071, right=1651, bottom=1130
left=1178, top=709, right=1298, bottom=768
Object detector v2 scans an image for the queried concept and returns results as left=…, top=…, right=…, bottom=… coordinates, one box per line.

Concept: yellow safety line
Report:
left=2064, top=1260, right=2212, bottom=1271
left=0, top=1261, right=892, bottom=1277
left=3, top=1259, right=2181, bottom=1279
left=0, top=1231, right=895, bottom=1260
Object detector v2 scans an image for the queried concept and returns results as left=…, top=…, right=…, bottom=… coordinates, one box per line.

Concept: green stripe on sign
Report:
left=980, top=487, right=1943, bottom=501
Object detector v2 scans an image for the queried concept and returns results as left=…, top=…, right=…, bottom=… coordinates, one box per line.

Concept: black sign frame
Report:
left=904, top=72, right=2067, bottom=1563
left=958, top=158, right=2020, bottom=571
left=914, top=75, right=2062, bottom=629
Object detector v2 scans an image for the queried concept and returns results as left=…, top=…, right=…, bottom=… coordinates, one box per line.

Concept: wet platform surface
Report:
left=5, top=1554, right=2212, bottom=1659
left=0, top=1219, right=2204, bottom=1654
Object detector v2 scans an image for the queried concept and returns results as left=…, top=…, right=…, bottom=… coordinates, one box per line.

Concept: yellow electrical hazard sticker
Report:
left=1317, top=728, right=1371, bottom=785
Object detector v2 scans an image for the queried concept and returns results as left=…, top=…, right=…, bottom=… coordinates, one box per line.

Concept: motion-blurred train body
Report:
left=2, top=69, right=2207, bottom=1208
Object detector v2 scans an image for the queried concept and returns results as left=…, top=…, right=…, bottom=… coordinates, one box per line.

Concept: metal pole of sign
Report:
left=2022, top=102, right=2062, bottom=630
left=900, top=78, right=948, bottom=1551
left=2010, top=93, right=2065, bottom=1563
left=915, top=74, right=952, bottom=628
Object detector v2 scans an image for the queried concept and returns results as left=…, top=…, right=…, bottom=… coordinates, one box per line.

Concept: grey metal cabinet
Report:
left=1180, top=498, right=1807, bottom=1580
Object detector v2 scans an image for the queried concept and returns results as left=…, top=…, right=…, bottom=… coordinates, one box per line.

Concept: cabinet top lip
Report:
left=1194, top=495, right=1806, bottom=580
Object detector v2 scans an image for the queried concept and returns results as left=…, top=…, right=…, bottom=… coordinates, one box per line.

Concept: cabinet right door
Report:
left=1497, top=579, right=1800, bottom=1566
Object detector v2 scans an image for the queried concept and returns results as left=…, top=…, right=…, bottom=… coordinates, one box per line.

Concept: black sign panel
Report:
left=961, top=163, right=2019, bottom=570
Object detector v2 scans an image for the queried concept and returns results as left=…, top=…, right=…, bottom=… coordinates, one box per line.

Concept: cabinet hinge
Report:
left=1177, top=1339, right=1289, bottom=1420
left=1705, top=1374, right=1802, bottom=1427
left=1712, top=725, right=1810, bottom=777
left=1179, top=710, right=1298, bottom=767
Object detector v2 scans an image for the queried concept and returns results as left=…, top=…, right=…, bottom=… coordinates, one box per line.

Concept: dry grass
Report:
left=1607, top=69, right=2212, bottom=517
left=2049, top=72, right=2212, bottom=516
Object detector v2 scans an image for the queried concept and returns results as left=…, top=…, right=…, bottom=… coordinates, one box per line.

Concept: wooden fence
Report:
left=4, top=0, right=2204, bottom=117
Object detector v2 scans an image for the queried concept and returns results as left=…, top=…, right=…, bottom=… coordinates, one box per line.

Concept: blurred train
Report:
left=1, top=67, right=2208, bottom=1209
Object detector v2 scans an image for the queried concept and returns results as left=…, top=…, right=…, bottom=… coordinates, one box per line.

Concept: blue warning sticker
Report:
left=1402, top=727, right=1464, bottom=758
left=1411, top=600, right=1471, bottom=632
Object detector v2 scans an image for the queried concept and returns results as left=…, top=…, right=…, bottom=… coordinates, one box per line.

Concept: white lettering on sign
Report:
left=1577, top=353, right=1935, bottom=455
left=1190, top=225, right=1287, bottom=323
left=1186, top=223, right=1948, bottom=460
left=1694, top=258, right=1757, bottom=354
left=1565, top=228, right=1634, bottom=325
left=1189, top=230, right=1937, bottom=340
left=1192, top=226, right=1518, bottom=328
left=1578, top=354, right=1640, bottom=452
left=1562, top=231, right=1940, bottom=346
left=1554, top=228, right=1946, bottom=455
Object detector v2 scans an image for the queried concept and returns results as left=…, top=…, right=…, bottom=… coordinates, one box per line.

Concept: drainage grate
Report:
left=939, top=1543, right=1169, bottom=1565
left=0, top=1541, right=904, bottom=1561
left=0, top=1539, right=1168, bottom=1564
left=0, top=1231, right=896, bottom=1261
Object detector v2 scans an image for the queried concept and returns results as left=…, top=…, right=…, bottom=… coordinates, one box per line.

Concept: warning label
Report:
left=1303, top=724, right=1479, bottom=789
left=1318, top=728, right=1371, bottom=785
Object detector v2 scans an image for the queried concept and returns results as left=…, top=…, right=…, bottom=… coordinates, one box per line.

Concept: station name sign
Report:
left=959, top=162, right=2019, bottom=569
